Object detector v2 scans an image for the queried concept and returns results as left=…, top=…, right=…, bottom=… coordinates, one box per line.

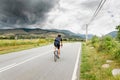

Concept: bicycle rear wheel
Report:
left=54, top=51, right=57, bottom=62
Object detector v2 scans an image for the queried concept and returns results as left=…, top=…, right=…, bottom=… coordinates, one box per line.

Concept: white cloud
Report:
left=42, top=0, right=120, bottom=36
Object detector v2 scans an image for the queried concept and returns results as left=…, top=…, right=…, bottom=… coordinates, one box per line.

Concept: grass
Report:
left=80, top=43, right=120, bottom=80
left=0, top=39, right=53, bottom=55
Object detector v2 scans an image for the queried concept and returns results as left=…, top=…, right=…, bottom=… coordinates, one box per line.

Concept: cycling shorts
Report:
left=54, top=42, right=60, bottom=49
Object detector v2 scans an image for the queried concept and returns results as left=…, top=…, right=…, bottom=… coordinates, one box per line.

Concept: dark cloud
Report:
left=0, top=0, right=59, bottom=28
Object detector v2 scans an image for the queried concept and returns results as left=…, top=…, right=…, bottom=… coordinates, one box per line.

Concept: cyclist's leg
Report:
left=54, top=46, right=56, bottom=52
left=54, top=43, right=60, bottom=57
left=58, top=49, right=60, bottom=56
left=54, top=43, right=57, bottom=53
left=57, top=44, right=60, bottom=57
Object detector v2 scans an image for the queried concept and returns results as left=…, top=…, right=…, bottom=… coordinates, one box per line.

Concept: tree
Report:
left=116, top=25, right=120, bottom=41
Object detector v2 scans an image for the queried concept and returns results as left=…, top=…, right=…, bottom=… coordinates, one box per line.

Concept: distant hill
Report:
left=0, top=28, right=80, bottom=38
left=106, top=31, right=117, bottom=38
left=48, top=29, right=94, bottom=39
left=45, top=29, right=76, bottom=37
left=0, top=28, right=94, bottom=39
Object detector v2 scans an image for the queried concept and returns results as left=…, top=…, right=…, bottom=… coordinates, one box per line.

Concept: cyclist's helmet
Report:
left=58, top=34, right=61, bottom=37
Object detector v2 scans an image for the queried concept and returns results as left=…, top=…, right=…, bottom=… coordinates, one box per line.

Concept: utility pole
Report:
left=86, top=24, right=88, bottom=42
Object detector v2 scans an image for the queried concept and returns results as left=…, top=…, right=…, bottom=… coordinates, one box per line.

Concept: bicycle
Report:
left=54, top=48, right=59, bottom=62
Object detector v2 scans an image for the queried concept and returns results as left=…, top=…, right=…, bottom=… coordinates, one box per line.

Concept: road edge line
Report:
left=71, top=43, right=81, bottom=80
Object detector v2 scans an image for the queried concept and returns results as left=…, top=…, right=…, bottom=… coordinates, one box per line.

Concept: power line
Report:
left=88, top=0, right=107, bottom=25
left=93, top=0, right=107, bottom=19
left=89, top=0, right=103, bottom=23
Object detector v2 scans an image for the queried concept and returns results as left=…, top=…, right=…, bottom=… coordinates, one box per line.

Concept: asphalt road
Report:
left=0, top=42, right=81, bottom=80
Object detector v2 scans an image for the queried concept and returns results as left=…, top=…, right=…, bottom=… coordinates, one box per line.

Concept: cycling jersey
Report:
left=54, top=37, right=62, bottom=49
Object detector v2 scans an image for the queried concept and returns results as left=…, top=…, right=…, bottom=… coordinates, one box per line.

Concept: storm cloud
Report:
left=0, top=0, right=59, bottom=28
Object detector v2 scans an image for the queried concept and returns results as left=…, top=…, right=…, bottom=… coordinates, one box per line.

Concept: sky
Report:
left=0, top=0, right=120, bottom=36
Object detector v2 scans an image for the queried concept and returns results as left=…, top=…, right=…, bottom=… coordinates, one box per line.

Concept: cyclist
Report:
left=54, top=34, right=63, bottom=58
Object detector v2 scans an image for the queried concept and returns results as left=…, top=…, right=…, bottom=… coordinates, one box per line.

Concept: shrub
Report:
left=91, top=36, right=100, bottom=48
left=98, top=36, right=117, bottom=54
left=114, top=49, right=120, bottom=59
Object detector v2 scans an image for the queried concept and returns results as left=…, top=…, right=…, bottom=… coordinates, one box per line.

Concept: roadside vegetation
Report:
left=80, top=25, right=120, bottom=80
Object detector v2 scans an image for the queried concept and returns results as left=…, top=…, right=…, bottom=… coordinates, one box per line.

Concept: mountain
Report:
left=106, top=31, right=117, bottom=38
left=0, top=28, right=80, bottom=38
left=48, top=29, right=94, bottom=39
left=0, top=28, right=94, bottom=39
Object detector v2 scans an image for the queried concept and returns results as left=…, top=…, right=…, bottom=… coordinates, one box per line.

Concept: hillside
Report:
left=0, top=28, right=82, bottom=38
left=106, top=31, right=117, bottom=38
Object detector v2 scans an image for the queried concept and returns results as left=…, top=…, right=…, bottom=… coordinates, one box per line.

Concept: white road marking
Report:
left=71, top=43, right=81, bottom=80
left=0, top=50, right=53, bottom=73
left=0, top=64, right=16, bottom=73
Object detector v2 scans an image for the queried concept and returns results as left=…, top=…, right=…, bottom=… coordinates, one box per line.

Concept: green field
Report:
left=0, top=39, right=53, bottom=54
